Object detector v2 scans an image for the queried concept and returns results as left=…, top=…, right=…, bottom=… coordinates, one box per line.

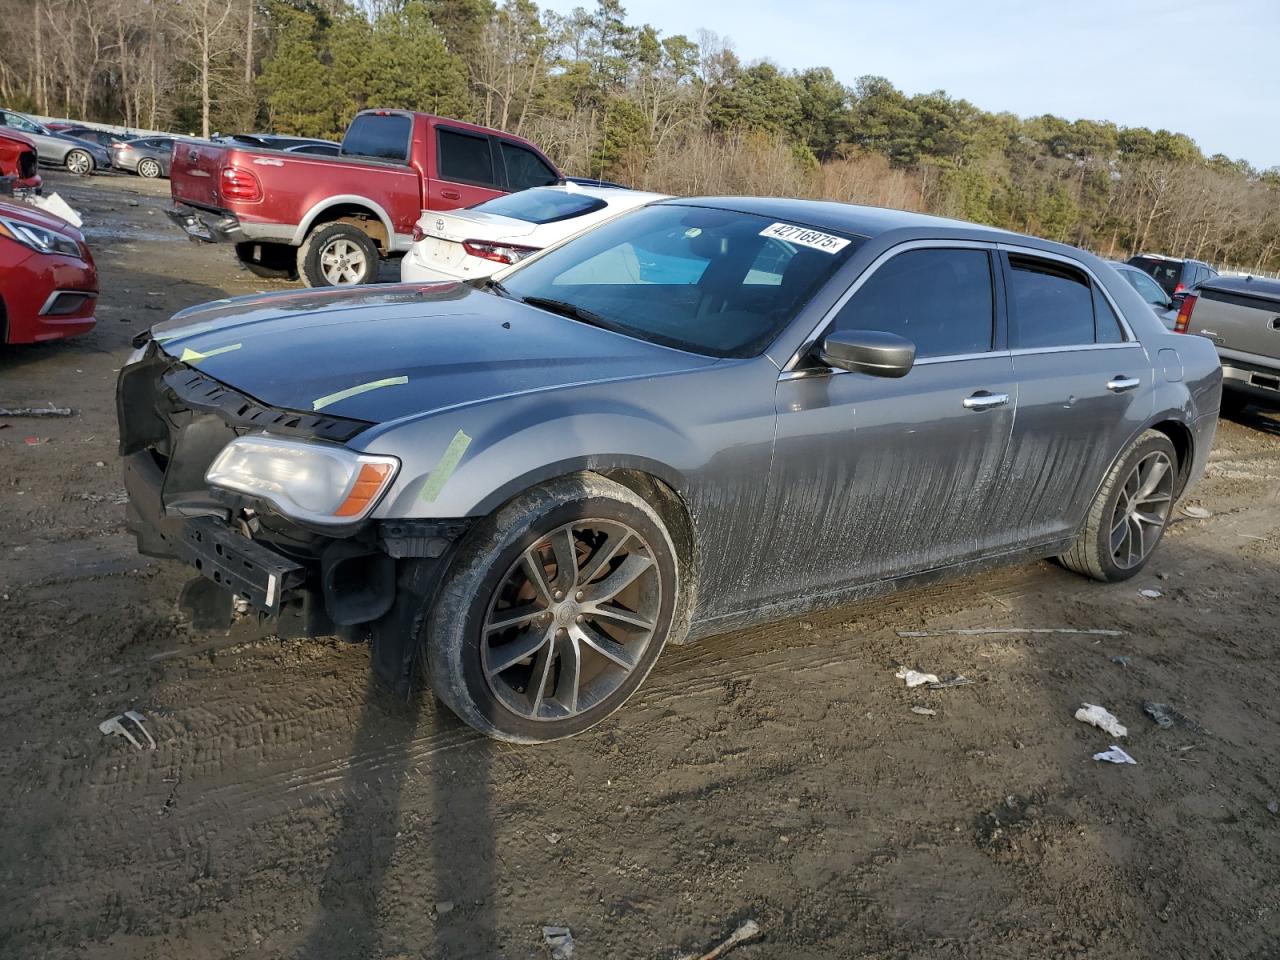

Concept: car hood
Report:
left=151, top=283, right=718, bottom=422
left=0, top=197, right=84, bottom=239
left=0, top=130, right=36, bottom=151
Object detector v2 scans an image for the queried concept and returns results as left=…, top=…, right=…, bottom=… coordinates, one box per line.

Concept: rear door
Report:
left=999, top=248, right=1151, bottom=544
left=762, top=242, right=1019, bottom=603
left=427, top=125, right=506, bottom=210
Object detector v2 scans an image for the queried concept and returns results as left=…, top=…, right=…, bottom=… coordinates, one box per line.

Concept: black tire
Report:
left=137, top=158, right=162, bottom=179
left=297, top=222, right=379, bottom=287
left=64, top=149, right=93, bottom=176
left=1060, top=430, right=1179, bottom=582
left=1219, top=390, right=1251, bottom=418
left=425, top=474, right=682, bottom=744
left=235, top=241, right=298, bottom=280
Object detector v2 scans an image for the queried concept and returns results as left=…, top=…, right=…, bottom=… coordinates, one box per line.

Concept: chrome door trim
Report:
left=781, top=238, right=1000, bottom=373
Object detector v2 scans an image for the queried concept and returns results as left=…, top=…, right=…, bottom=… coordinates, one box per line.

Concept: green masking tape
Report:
left=179, top=342, right=241, bottom=364
left=312, top=375, right=409, bottom=411
left=419, top=429, right=472, bottom=502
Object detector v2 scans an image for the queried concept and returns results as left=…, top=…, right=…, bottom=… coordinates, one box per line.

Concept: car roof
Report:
left=658, top=195, right=1023, bottom=242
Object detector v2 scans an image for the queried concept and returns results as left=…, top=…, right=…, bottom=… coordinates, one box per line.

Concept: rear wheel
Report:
left=425, top=474, right=681, bottom=743
left=235, top=241, right=298, bottom=280
left=1059, top=430, right=1178, bottom=582
left=64, top=149, right=93, bottom=176
left=137, top=158, right=162, bottom=179
left=297, top=222, right=379, bottom=287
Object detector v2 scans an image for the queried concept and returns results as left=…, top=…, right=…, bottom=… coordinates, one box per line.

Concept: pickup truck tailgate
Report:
left=1192, top=277, right=1280, bottom=359
left=170, top=141, right=226, bottom=209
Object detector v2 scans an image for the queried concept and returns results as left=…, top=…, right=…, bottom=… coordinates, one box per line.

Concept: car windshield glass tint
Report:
left=472, top=188, right=607, bottom=225
left=500, top=204, right=861, bottom=357
left=342, top=114, right=411, bottom=163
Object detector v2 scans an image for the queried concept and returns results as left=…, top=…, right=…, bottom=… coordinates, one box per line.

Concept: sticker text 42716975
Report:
left=758, top=222, right=852, bottom=254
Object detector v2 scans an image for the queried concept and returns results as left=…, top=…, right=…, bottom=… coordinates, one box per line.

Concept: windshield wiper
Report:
left=475, top=276, right=514, bottom=299
left=519, top=296, right=619, bottom=333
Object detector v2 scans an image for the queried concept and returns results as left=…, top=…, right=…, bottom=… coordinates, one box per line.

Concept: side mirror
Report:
left=818, top=329, right=916, bottom=378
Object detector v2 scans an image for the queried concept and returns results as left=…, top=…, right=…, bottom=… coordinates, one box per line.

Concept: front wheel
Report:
left=297, top=222, right=379, bottom=287
left=1059, top=430, right=1178, bottom=581
left=65, top=149, right=93, bottom=176
left=425, top=474, right=682, bottom=743
left=137, top=158, right=162, bottom=179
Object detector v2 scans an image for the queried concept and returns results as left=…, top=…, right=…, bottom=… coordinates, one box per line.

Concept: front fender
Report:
left=362, top=393, right=702, bottom=520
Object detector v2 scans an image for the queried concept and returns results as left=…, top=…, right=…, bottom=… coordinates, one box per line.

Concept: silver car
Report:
left=0, top=109, right=112, bottom=175
left=117, top=198, right=1222, bottom=742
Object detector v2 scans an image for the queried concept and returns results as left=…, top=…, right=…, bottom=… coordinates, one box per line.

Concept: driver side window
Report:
left=831, top=247, right=996, bottom=358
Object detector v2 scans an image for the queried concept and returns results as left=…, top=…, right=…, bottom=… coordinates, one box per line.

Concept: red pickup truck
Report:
left=168, top=110, right=562, bottom=287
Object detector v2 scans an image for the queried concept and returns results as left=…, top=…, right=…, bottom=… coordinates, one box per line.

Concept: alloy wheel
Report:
left=1109, top=450, right=1174, bottom=569
left=66, top=151, right=91, bottom=175
left=318, top=237, right=368, bottom=285
left=139, top=159, right=160, bottom=178
left=481, top=520, right=662, bottom=722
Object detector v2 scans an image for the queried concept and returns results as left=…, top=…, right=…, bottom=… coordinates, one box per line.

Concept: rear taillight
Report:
left=1174, top=293, right=1197, bottom=333
left=220, top=165, right=262, bottom=202
left=412, top=223, right=426, bottom=243
left=462, top=239, right=539, bottom=265
left=1173, top=282, right=1185, bottom=294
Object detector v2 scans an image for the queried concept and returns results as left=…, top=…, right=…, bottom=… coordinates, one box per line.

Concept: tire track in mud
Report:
left=68, top=563, right=1063, bottom=857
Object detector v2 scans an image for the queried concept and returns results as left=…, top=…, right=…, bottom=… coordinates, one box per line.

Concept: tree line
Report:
left=2, top=0, right=1278, bottom=271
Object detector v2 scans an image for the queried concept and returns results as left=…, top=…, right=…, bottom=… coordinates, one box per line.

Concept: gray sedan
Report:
left=117, top=198, right=1222, bottom=742
left=1109, top=260, right=1179, bottom=329
left=0, top=109, right=112, bottom=175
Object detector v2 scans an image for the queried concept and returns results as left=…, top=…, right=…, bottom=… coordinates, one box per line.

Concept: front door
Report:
left=757, top=243, right=1019, bottom=608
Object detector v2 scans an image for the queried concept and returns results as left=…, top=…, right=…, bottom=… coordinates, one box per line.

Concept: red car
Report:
left=0, top=198, right=97, bottom=344
left=0, top=130, right=43, bottom=194
left=169, top=110, right=562, bottom=287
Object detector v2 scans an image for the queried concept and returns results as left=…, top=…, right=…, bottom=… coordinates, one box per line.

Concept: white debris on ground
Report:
left=1093, top=745, right=1137, bottom=765
left=1075, top=703, right=1128, bottom=738
left=895, top=667, right=940, bottom=688
left=1139, top=588, right=1163, bottom=599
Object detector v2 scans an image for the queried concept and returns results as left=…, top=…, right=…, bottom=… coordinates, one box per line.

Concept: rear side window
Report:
left=437, top=128, right=496, bottom=186
left=1092, top=285, right=1125, bottom=343
left=342, top=113, right=411, bottom=163
left=470, top=188, right=606, bottom=224
left=1007, top=255, right=1095, bottom=348
left=500, top=141, right=558, bottom=191
left=833, top=247, right=995, bottom=359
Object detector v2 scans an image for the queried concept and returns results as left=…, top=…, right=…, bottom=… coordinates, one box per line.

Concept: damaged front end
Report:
left=116, top=341, right=468, bottom=694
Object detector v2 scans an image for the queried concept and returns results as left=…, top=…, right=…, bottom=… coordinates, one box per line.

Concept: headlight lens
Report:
left=206, top=436, right=399, bottom=524
left=0, top=216, right=82, bottom=258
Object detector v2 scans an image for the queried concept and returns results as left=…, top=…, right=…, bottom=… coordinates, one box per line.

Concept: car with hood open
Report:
left=117, top=197, right=1222, bottom=743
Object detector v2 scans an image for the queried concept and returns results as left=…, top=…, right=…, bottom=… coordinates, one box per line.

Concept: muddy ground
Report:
left=1, top=170, right=1278, bottom=960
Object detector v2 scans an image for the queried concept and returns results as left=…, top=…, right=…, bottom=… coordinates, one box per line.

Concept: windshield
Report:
left=499, top=203, right=861, bottom=357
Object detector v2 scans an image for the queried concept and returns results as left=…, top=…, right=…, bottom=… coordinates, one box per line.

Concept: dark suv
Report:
left=1127, top=254, right=1217, bottom=298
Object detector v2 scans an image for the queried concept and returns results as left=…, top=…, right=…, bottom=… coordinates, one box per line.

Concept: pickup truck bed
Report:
left=1184, top=275, right=1280, bottom=408
left=168, top=110, right=562, bottom=287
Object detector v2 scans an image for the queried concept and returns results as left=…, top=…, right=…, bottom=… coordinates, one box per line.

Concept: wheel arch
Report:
left=295, top=196, right=393, bottom=250
left=1149, top=417, right=1195, bottom=496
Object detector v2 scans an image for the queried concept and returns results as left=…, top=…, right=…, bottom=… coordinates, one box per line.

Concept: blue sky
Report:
left=540, top=0, right=1280, bottom=169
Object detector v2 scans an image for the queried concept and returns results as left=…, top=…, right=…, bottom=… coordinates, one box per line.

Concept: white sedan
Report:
left=400, top=183, right=669, bottom=283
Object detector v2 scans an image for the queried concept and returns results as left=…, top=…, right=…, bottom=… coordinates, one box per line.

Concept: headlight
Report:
left=206, top=435, right=399, bottom=524
left=0, top=216, right=82, bottom=258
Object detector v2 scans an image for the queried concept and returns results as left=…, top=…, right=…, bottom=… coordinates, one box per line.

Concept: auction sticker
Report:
left=759, top=222, right=851, bottom=253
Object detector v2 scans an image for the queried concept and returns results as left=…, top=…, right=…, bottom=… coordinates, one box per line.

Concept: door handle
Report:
left=962, top=391, right=1010, bottom=411
left=441, top=189, right=460, bottom=200
left=1106, top=376, right=1141, bottom=393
